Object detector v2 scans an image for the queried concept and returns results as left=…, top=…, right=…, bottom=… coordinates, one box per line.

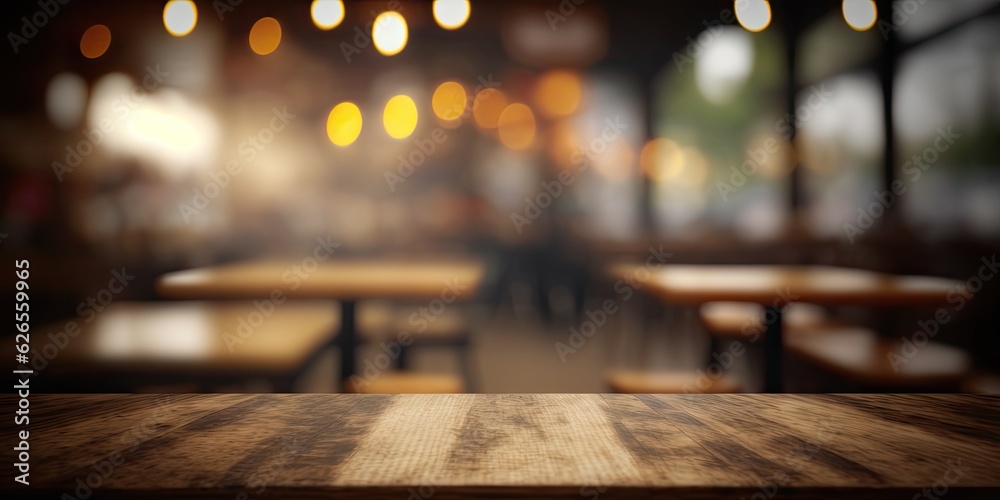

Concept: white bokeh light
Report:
left=695, top=27, right=754, bottom=104
left=433, top=0, right=471, bottom=30
left=163, top=0, right=197, bottom=37
left=372, top=11, right=408, bottom=56
left=842, top=0, right=877, bottom=31
left=735, top=0, right=771, bottom=32
left=46, top=72, right=87, bottom=130
left=311, top=0, right=345, bottom=30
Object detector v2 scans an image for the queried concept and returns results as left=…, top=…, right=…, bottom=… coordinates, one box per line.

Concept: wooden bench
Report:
left=963, top=372, right=1000, bottom=394
left=343, top=372, right=465, bottom=394
left=786, top=327, right=971, bottom=390
left=34, top=301, right=337, bottom=392
left=607, top=370, right=742, bottom=394
left=699, top=301, right=837, bottom=337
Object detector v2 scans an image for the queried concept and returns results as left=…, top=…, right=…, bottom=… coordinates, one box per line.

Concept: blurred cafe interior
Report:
left=2, top=0, right=1000, bottom=395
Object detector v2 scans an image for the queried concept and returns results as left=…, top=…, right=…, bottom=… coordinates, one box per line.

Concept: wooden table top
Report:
left=611, top=264, right=961, bottom=306
left=6, top=394, right=999, bottom=498
left=35, top=302, right=337, bottom=377
left=156, top=258, right=486, bottom=300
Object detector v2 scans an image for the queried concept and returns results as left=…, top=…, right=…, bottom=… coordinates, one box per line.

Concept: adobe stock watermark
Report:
left=51, top=65, right=171, bottom=182
left=910, top=460, right=970, bottom=500
left=555, top=245, right=671, bottom=363
left=7, top=0, right=70, bottom=54
left=212, top=0, right=243, bottom=20
left=223, top=234, right=340, bottom=353
left=546, top=0, right=585, bottom=31
left=406, top=482, right=437, bottom=500
left=842, top=126, right=959, bottom=243
left=717, top=84, right=833, bottom=201
left=888, top=254, right=997, bottom=372
left=385, top=74, right=502, bottom=192
left=348, top=278, right=468, bottom=389
left=178, top=106, right=296, bottom=222
left=511, top=115, right=628, bottom=234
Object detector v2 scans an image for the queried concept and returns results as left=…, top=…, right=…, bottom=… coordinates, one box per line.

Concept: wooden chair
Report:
left=786, top=327, right=971, bottom=390
left=36, top=301, right=338, bottom=392
left=961, top=372, right=1000, bottom=394
left=699, top=301, right=837, bottom=338
left=360, top=302, right=475, bottom=391
left=607, top=370, right=742, bottom=394
left=343, top=372, right=464, bottom=394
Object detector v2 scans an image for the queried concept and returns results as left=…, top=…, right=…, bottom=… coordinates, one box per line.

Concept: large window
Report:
left=650, top=26, right=788, bottom=240
left=895, top=14, right=1000, bottom=240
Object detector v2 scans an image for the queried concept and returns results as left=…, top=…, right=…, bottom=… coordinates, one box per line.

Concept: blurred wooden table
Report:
left=157, top=258, right=485, bottom=386
left=36, top=302, right=337, bottom=392
left=610, top=264, right=962, bottom=392
left=5, top=394, right=998, bottom=498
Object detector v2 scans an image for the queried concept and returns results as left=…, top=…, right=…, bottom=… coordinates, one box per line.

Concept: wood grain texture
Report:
left=611, top=264, right=960, bottom=307
left=3, top=394, right=999, bottom=498
left=157, top=258, right=486, bottom=301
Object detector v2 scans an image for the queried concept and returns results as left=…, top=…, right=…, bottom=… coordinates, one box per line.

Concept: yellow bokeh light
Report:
left=842, top=0, right=877, bottom=31
left=497, top=103, right=536, bottom=150
left=163, top=0, right=197, bottom=37
left=640, top=138, right=684, bottom=182
left=80, top=25, right=111, bottom=59
left=735, top=0, right=771, bottom=32
left=472, top=89, right=507, bottom=129
left=249, top=17, right=282, bottom=55
left=327, top=102, right=363, bottom=146
left=311, top=0, right=345, bottom=30
left=433, top=0, right=471, bottom=30
left=432, top=82, right=467, bottom=121
left=535, top=69, right=583, bottom=118
left=372, top=11, right=408, bottom=56
left=678, top=147, right=709, bottom=187
left=383, top=95, right=419, bottom=139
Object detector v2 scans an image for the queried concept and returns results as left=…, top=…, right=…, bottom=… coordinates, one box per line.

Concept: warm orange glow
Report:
left=594, top=140, right=635, bottom=181
left=640, top=138, right=684, bottom=181
left=80, top=25, right=111, bottom=59
left=472, top=89, right=507, bottom=129
left=678, top=147, right=709, bottom=187
left=644, top=142, right=709, bottom=186
left=535, top=70, right=583, bottom=118
left=432, top=82, right=467, bottom=121
left=249, top=17, right=282, bottom=55
left=497, top=103, right=536, bottom=150
left=547, top=120, right=580, bottom=170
